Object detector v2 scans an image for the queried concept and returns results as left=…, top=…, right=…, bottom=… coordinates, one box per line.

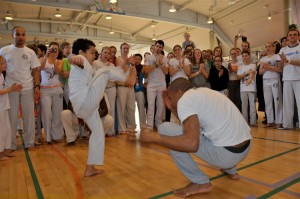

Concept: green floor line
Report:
left=253, top=136, right=300, bottom=145
left=256, top=176, right=300, bottom=199
left=20, top=134, right=44, bottom=199
left=149, top=146, right=300, bottom=199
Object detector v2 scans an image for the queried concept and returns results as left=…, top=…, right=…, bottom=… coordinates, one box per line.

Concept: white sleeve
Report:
left=31, top=52, right=40, bottom=69
left=178, top=95, right=198, bottom=122
left=184, top=58, right=191, bottom=65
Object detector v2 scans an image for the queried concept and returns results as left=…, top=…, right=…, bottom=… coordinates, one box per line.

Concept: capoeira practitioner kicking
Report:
left=68, top=38, right=136, bottom=177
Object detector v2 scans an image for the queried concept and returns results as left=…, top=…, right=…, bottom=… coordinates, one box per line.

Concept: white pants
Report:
left=135, top=91, right=146, bottom=128
left=71, top=68, right=125, bottom=165
left=283, top=80, right=300, bottom=128
left=116, top=86, right=136, bottom=132
left=263, top=78, right=283, bottom=124
left=9, top=89, right=35, bottom=149
left=146, top=83, right=166, bottom=128
left=61, top=110, right=113, bottom=143
left=0, top=110, right=11, bottom=152
left=241, top=92, right=257, bottom=125
left=40, top=87, right=64, bottom=142
left=105, top=86, right=116, bottom=135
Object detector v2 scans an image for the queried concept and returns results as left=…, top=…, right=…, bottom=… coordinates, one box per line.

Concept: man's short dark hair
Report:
left=72, top=38, right=95, bottom=55
left=155, top=40, right=164, bottom=47
left=185, top=44, right=194, bottom=50
left=134, top=53, right=142, bottom=60
left=241, top=50, right=250, bottom=56
left=168, top=77, right=193, bottom=94
left=12, top=26, right=24, bottom=34
left=37, top=44, right=47, bottom=54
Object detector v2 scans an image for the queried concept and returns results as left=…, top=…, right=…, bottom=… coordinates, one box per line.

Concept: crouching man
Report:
left=130, top=78, right=252, bottom=197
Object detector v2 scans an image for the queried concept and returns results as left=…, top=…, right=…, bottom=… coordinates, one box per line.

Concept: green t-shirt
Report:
left=62, top=58, right=71, bottom=85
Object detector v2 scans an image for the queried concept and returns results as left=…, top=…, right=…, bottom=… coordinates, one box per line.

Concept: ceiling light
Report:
left=150, top=21, right=157, bottom=28
left=109, top=0, right=117, bottom=3
left=109, top=29, right=114, bottom=34
left=169, top=3, right=176, bottom=13
left=207, top=17, right=213, bottom=24
left=267, top=13, right=272, bottom=20
left=55, top=9, right=62, bottom=18
left=98, top=42, right=103, bottom=45
left=5, top=11, right=13, bottom=20
left=105, top=15, right=112, bottom=20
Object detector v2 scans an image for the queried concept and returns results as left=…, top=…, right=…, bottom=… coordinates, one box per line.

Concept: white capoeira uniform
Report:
left=69, top=55, right=126, bottom=165
left=144, top=54, right=168, bottom=129
left=0, top=45, right=40, bottom=149
left=260, top=54, right=283, bottom=125
left=0, top=74, right=11, bottom=152
left=279, top=44, right=300, bottom=128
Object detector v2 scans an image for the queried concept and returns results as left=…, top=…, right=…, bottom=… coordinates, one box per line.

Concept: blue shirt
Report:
left=134, top=64, right=144, bottom=92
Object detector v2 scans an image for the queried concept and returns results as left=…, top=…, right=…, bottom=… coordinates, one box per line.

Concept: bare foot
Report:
left=0, top=154, right=11, bottom=161
left=84, top=165, right=105, bottom=177
left=173, top=182, right=212, bottom=197
left=3, top=149, right=15, bottom=157
left=220, top=169, right=240, bottom=180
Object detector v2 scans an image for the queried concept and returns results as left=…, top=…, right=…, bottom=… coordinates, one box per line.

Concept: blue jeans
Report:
left=158, top=122, right=251, bottom=184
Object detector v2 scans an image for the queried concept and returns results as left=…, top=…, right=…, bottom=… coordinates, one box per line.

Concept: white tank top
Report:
left=40, top=60, right=62, bottom=86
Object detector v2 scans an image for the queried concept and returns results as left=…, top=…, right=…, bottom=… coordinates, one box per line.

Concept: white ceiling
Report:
left=0, top=0, right=288, bottom=56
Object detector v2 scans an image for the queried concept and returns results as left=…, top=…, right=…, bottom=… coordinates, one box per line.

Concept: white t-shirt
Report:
left=40, top=60, right=62, bottom=86
left=178, top=88, right=251, bottom=147
left=69, top=55, right=95, bottom=115
left=0, top=45, right=40, bottom=90
left=279, top=43, right=300, bottom=81
left=260, top=54, right=280, bottom=79
left=237, top=63, right=257, bottom=92
left=0, top=74, right=10, bottom=111
left=144, top=54, right=168, bottom=86
left=169, top=57, right=190, bottom=82
left=69, top=55, right=126, bottom=115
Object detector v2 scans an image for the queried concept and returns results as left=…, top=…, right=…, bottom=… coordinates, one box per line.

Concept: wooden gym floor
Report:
left=0, top=116, right=299, bottom=199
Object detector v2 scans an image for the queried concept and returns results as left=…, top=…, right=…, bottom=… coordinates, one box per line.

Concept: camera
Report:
left=50, top=48, right=57, bottom=53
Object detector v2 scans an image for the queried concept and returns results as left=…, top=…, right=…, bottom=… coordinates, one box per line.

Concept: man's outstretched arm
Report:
left=139, top=114, right=200, bottom=153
